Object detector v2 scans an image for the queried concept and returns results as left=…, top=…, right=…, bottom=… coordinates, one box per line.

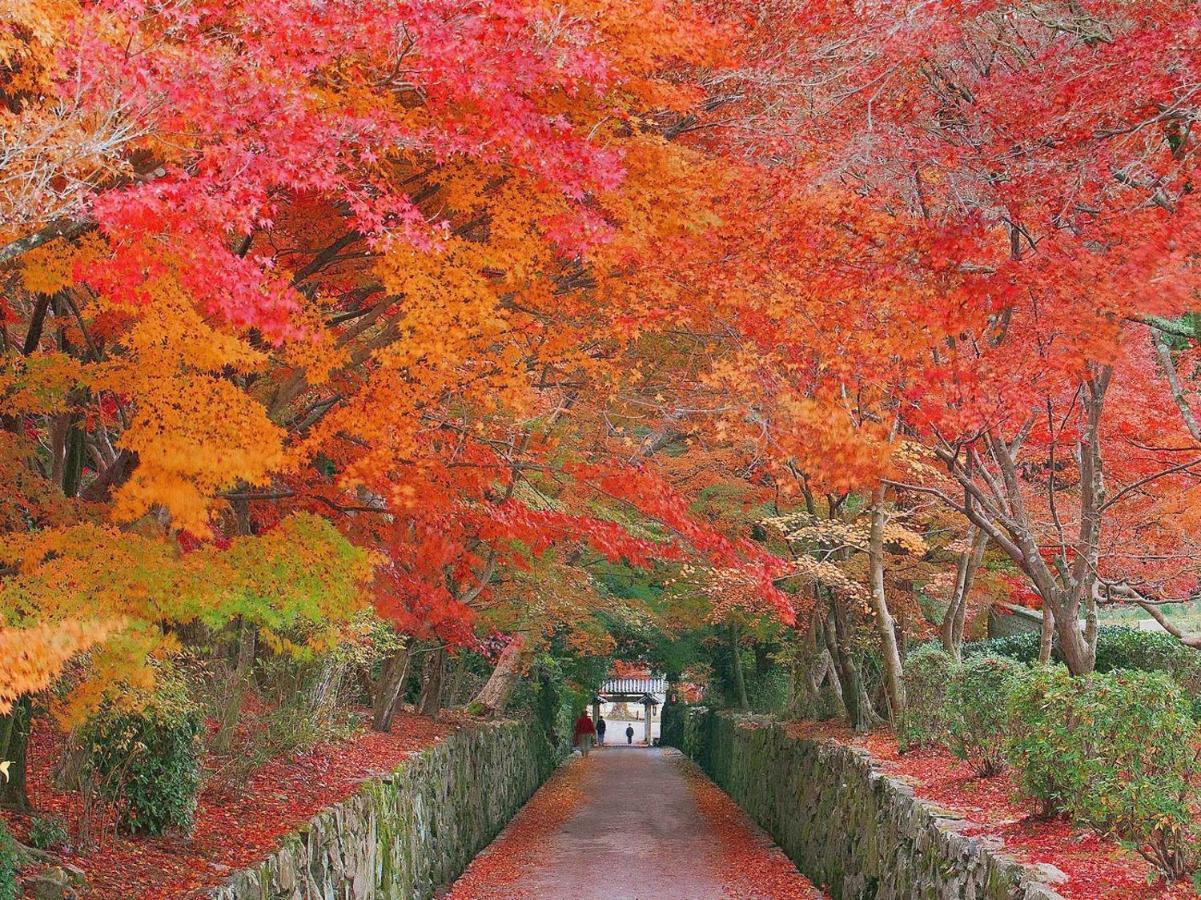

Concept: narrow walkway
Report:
left=447, top=747, right=823, bottom=899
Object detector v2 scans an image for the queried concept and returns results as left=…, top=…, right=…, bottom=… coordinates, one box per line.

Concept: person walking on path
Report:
left=573, top=710, right=596, bottom=756
left=625, top=724, right=635, bottom=745
left=595, top=715, right=607, bottom=746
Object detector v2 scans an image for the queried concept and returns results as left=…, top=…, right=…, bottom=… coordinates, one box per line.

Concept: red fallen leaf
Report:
left=825, top=728, right=1195, bottom=900
left=446, top=760, right=588, bottom=899
left=0, top=711, right=456, bottom=899
left=675, top=756, right=824, bottom=899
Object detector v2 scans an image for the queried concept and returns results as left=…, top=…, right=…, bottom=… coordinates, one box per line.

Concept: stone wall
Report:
left=679, top=709, right=1065, bottom=900
left=212, top=719, right=558, bottom=900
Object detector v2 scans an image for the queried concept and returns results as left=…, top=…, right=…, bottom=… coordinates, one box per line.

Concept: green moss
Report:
left=680, top=709, right=1056, bottom=899
left=216, top=720, right=557, bottom=900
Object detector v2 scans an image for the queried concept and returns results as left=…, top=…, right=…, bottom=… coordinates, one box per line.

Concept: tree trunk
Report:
left=1056, top=373, right=1106, bottom=676
left=869, top=488, right=906, bottom=724
left=306, top=657, right=345, bottom=730
left=213, top=616, right=256, bottom=753
left=941, top=526, right=987, bottom=660
left=792, top=616, right=820, bottom=715
left=62, top=419, right=85, bottom=498
left=818, top=613, right=848, bottom=719
left=811, top=600, right=850, bottom=720
left=417, top=647, right=447, bottom=719
left=79, top=448, right=138, bottom=502
left=933, top=412, right=1108, bottom=676
left=0, top=697, right=33, bottom=812
left=213, top=496, right=258, bottom=752
left=472, top=635, right=529, bottom=717
left=827, top=604, right=858, bottom=725
left=829, top=600, right=880, bottom=731
left=1039, top=603, right=1055, bottom=665
left=371, top=645, right=413, bottom=732
left=446, top=653, right=469, bottom=706
left=729, top=624, right=750, bottom=712
left=1055, top=598, right=1098, bottom=675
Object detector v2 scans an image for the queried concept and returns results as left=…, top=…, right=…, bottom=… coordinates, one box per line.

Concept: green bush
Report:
left=660, top=698, right=685, bottom=749
left=26, top=815, right=68, bottom=851
left=83, top=675, right=202, bottom=836
left=746, top=667, right=790, bottom=715
left=1093, top=625, right=1185, bottom=670
left=900, top=644, right=955, bottom=750
left=0, top=818, right=19, bottom=900
left=1006, top=666, right=1083, bottom=815
left=947, top=654, right=1022, bottom=775
left=682, top=706, right=711, bottom=763
left=1090, top=627, right=1201, bottom=720
left=962, top=631, right=1041, bottom=664
left=1092, top=627, right=1201, bottom=698
left=965, top=625, right=1201, bottom=694
left=1007, top=666, right=1200, bottom=878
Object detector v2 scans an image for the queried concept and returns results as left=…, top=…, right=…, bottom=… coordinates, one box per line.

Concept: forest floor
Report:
left=0, top=709, right=457, bottom=898
left=446, top=745, right=823, bottom=899
left=784, top=721, right=1197, bottom=899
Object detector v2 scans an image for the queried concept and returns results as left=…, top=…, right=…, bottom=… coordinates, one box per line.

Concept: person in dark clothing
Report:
left=625, top=724, right=635, bottom=745
left=595, top=715, right=607, bottom=746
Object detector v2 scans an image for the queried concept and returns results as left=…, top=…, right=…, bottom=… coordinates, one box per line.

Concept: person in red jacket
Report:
left=573, top=710, right=596, bottom=756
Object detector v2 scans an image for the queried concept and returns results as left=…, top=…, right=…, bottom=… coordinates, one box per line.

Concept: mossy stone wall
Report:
left=681, top=709, right=1064, bottom=900
left=211, top=719, right=557, bottom=900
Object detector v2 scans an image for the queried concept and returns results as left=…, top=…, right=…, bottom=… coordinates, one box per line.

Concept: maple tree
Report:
left=3, top=1, right=1201, bottom=891
left=664, top=0, right=1201, bottom=691
left=0, top=0, right=789, bottom=823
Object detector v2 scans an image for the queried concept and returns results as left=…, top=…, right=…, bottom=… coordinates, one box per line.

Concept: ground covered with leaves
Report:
left=0, top=712, right=455, bottom=898
left=783, top=722, right=1195, bottom=899
left=675, top=755, right=824, bottom=899
left=445, top=759, right=589, bottom=898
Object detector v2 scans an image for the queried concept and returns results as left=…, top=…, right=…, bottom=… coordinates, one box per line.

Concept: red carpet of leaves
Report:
left=785, top=722, right=1196, bottom=900
left=676, top=756, right=825, bottom=899
left=445, top=758, right=588, bottom=899
left=0, top=712, right=456, bottom=898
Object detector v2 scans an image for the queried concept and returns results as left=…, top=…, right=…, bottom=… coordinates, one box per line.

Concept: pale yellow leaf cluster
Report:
left=0, top=618, right=116, bottom=714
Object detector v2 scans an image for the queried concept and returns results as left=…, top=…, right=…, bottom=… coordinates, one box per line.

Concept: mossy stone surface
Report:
left=680, top=710, right=1064, bottom=900
left=211, top=720, right=558, bottom=900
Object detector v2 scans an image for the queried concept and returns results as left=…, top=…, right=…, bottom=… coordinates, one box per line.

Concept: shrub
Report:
left=660, top=699, right=685, bottom=749
left=965, top=625, right=1201, bottom=696
left=0, top=819, right=18, bottom=900
left=26, top=815, right=68, bottom=851
left=747, top=667, right=790, bottom=715
left=1006, top=665, right=1083, bottom=815
left=1093, top=625, right=1184, bottom=670
left=1091, top=627, right=1201, bottom=702
left=682, top=707, right=711, bottom=763
left=946, top=654, right=1022, bottom=775
left=962, top=631, right=1041, bottom=664
left=83, top=675, right=202, bottom=836
left=1007, top=666, right=1200, bottom=878
left=900, top=644, right=955, bottom=750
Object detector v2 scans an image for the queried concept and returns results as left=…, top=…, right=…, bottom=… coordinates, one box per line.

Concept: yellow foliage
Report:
left=0, top=352, right=83, bottom=416
left=0, top=514, right=374, bottom=721
left=0, top=0, right=75, bottom=87
left=83, top=274, right=285, bottom=529
left=0, top=619, right=116, bottom=715
left=19, top=243, right=75, bottom=294
left=0, top=434, right=80, bottom=531
left=107, top=373, right=286, bottom=530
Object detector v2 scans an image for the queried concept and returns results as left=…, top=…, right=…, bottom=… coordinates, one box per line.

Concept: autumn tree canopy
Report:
left=2, top=0, right=1201, bottom=816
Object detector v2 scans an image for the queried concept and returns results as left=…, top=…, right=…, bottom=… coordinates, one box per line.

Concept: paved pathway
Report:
left=447, top=746, right=822, bottom=899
